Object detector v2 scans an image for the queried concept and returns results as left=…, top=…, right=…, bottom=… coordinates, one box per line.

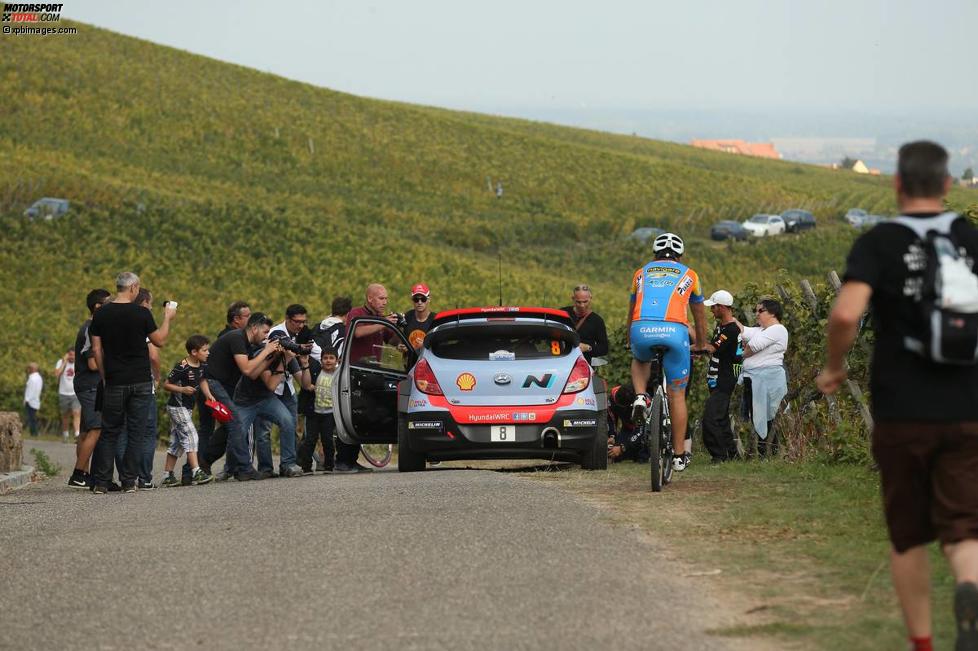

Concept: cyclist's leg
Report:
left=660, top=326, right=692, bottom=456
left=628, top=321, right=654, bottom=396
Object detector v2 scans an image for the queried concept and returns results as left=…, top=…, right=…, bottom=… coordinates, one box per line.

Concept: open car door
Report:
left=333, top=317, right=416, bottom=445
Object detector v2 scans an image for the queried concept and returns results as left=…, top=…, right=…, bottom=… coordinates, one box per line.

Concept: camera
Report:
left=268, top=330, right=313, bottom=356
left=390, top=312, right=407, bottom=329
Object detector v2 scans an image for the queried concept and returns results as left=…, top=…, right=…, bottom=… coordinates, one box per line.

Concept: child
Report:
left=160, top=335, right=215, bottom=487
left=298, top=347, right=338, bottom=473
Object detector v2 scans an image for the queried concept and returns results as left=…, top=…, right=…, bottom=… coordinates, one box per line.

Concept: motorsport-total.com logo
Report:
left=2, top=3, right=77, bottom=36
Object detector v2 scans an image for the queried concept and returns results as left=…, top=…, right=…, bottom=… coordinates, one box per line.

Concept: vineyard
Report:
left=1, top=20, right=976, bottom=436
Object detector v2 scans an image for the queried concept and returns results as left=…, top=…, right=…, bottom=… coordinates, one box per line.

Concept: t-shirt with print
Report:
left=88, top=302, right=157, bottom=386
left=843, top=212, right=978, bottom=422
left=706, top=322, right=741, bottom=393
left=403, top=311, right=434, bottom=350
left=56, top=359, right=76, bottom=396
left=166, top=360, right=206, bottom=410
left=314, top=369, right=335, bottom=413
left=73, top=319, right=100, bottom=393
left=233, top=345, right=278, bottom=407
left=205, top=329, right=249, bottom=389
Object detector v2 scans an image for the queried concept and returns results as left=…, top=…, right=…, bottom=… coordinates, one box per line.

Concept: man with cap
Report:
left=403, top=283, right=435, bottom=351
left=700, top=289, right=742, bottom=463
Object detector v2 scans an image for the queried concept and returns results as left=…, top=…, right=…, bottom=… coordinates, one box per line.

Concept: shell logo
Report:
left=456, top=373, right=477, bottom=391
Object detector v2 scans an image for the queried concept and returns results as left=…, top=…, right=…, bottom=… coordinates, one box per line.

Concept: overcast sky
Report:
left=63, top=0, right=978, bottom=115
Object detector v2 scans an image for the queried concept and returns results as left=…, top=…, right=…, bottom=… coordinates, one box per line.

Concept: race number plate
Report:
left=490, top=425, right=518, bottom=443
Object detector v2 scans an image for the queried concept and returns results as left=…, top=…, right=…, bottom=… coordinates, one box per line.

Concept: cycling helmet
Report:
left=652, top=232, right=685, bottom=259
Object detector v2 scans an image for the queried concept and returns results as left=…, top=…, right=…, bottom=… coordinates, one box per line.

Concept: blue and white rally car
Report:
left=333, top=307, right=608, bottom=472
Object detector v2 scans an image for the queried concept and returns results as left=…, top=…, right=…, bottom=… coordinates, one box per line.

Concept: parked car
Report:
left=710, top=220, right=748, bottom=241
left=628, top=226, right=666, bottom=244
left=844, top=208, right=868, bottom=226
left=333, top=307, right=608, bottom=472
left=781, top=209, right=816, bottom=233
left=24, top=197, right=70, bottom=220
left=742, top=214, right=786, bottom=237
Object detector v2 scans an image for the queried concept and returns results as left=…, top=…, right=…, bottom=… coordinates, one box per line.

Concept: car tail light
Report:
left=562, top=357, right=591, bottom=394
left=414, top=359, right=443, bottom=395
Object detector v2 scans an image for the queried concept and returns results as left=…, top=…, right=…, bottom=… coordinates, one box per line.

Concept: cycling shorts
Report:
left=629, top=321, right=691, bottom=390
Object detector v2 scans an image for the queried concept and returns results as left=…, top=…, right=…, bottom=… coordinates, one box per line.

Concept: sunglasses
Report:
left=289, top=317, right=308, bottom=325
left=412, top=296, right=428, bottom=303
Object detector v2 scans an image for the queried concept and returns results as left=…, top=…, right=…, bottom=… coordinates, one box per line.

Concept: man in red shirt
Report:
left=345, top=284, right=402, bottom=363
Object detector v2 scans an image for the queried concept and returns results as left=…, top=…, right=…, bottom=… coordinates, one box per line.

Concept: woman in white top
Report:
left=733, top=299, right=789, bottom=456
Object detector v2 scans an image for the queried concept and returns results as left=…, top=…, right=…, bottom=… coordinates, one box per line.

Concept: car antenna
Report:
left=498, top=253, right=503, bottom=307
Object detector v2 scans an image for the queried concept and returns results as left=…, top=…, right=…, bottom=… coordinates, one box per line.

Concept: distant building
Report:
left=850, top=160, right=882, bottom=176
left=690, top=139, right=782, bottom=160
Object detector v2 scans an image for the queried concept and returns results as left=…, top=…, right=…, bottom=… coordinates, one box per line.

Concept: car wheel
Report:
left=580, top=411, right=608, bottom=470
left=397, top=414, right=426, bottom=472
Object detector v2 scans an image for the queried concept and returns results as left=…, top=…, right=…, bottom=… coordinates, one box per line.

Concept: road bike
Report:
left=643, top=347, right=674, bottom=492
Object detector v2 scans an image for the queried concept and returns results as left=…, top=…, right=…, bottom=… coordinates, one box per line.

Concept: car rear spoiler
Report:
left=432, top=307, right=574, bottom=329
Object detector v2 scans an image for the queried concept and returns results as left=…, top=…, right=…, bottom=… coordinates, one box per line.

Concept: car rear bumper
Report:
left=404, top=408, right=601, bottom=460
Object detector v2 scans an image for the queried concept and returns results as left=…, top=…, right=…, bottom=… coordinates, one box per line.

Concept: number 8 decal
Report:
left=551, top=340, right=561, bottom=355
left=499, top=426, right=507, bottom=440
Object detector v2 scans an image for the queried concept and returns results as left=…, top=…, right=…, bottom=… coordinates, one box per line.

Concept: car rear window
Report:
left=429, top=326, right=575, bottom=360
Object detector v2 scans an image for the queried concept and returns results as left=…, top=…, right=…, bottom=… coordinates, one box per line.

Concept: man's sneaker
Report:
left=354, top=463, right=375, bottom=473
left=955, top=581, right=978, bottom=651
left=234, top=468, right=260, bottom=482
left=121, top=482, right=137, bottom=493
left=333, top=463, right=359, bottom=474
left=672, top=452, right=692, bottom=472
left=136, top=479, right=156, bottom=491
left=191, top=468, right=214, bottom=485
left=67, top=469, right=90, bottom=489
left=215, top=469, right=233, bottom=482
left=300, top=466, right=314, bottom=475
left=631, top=394, right=652, bottom=422
left=92, top=483, right=108, bottom=495
left=319, top=466, right=334, bottom=473
left=256, top=469, right=276, bottom=480
left=160, top=475, right=180, bottom=488
left=279, top=464, right=305, bottom=478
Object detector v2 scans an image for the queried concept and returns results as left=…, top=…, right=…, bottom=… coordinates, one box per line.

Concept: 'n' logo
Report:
left=522, top=374, right=554, bottom=389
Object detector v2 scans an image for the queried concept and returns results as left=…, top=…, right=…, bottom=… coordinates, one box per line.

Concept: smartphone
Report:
left=164, top=300, right=178, bottom=309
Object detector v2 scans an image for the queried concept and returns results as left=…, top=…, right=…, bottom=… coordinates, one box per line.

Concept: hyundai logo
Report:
left=493, top=373, right=512, bottom=385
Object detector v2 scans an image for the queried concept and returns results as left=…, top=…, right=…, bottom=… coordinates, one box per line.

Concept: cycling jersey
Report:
left=629, top=258, right=704, bottom=390
left=630, top=259, right=704, bottom=324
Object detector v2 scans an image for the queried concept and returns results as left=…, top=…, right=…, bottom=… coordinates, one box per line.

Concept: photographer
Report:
left=232, top=324, right=311, bottom=478
left=202, top=312, right=283, bottom=481
left=251, top=304, right=317, bottom=478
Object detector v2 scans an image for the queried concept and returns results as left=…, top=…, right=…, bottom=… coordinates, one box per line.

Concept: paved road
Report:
left=1, top=440, right=753, bottom=650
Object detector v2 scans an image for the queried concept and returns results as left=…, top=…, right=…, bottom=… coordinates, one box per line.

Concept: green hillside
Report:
left=0, top=21, right=974, bottom=413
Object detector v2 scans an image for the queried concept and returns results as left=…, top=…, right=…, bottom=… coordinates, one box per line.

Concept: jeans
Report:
left=92, top=382, right=153, bottom=487
left=298, top=411, right=335, bottom=470
left=24, top=403, right=39, bottom=436
left=114, top=394, right=158, bottom=483
left=236, top=395, right=298, bottom=470
left=203, top=380, right=251, bottom=475
left=253, top=392, right=298, bottom=472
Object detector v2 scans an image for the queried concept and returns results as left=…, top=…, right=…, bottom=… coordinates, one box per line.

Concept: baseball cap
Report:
left=704, top=290, right=734, bottom=307
left=411, top=283, right=430, bottom=298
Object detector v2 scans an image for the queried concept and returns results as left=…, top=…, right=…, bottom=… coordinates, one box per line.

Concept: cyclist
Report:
left=626, top=232, right=707, bottom=472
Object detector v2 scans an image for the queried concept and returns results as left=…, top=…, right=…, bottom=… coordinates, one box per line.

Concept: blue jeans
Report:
left=114, top=393, right=158, bottom=483
left=252, top=392, right=298, bottom=472
left=236, top=395, right=298, bottom=470
left=207, top=380, right=252, bottom=475
left=23, top=403, right=39, bottom=436
left=93, top=382, right=153, bottom=487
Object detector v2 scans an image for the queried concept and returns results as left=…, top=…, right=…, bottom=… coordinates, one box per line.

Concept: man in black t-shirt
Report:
left=67, top=288, right=111, bottom=489
left=403, top=283, right=435, bottom=351
left=89, top=272, right=175, bottom=493
left=819, top=141, right=978, bottom=651
left=202, top=312, right=284, bottom=481
left=700, top=290, right=742, bottom=463
left=560, top=284, right=609, bottom=364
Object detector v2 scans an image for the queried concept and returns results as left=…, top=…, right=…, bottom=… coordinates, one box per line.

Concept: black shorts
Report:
left=872, top=421, right=978, bottom=552
left=77, top=388, right=101, bottom=433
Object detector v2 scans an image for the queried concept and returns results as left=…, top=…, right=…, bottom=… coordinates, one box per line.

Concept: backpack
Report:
left=310, top=318, right=346, bottom=357
left=892, top=212, right=978, bottom=365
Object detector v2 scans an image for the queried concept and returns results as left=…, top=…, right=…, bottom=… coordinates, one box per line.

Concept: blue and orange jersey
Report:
left=629, top=260, right=704, bottom=325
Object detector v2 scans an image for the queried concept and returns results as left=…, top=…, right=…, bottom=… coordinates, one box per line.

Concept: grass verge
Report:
left=525, top=459, right=958, bottom=650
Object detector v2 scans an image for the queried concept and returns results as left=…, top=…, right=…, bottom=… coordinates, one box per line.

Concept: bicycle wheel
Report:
left=360, top=443, right=393, bottom=468
left=649, top=392, right=664, bottom=492
left=661, top=421, right=674, bottom=485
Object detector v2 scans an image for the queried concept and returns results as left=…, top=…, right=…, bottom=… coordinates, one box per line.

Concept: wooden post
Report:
left=826, top=269, right=875, bottom=431
left=0, top=412, right=23, bottom=473
left=308, top=138, right=315, bottom=155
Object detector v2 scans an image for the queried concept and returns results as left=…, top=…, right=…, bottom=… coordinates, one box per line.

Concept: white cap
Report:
left=704, top=290, right=734, bottom=307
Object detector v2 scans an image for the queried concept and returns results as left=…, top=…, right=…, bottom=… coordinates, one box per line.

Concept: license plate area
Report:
left=490, top=425, right=519, bottom=443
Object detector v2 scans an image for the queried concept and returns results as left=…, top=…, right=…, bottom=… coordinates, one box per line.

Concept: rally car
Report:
left=332, top=307, right=608, bottom=472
